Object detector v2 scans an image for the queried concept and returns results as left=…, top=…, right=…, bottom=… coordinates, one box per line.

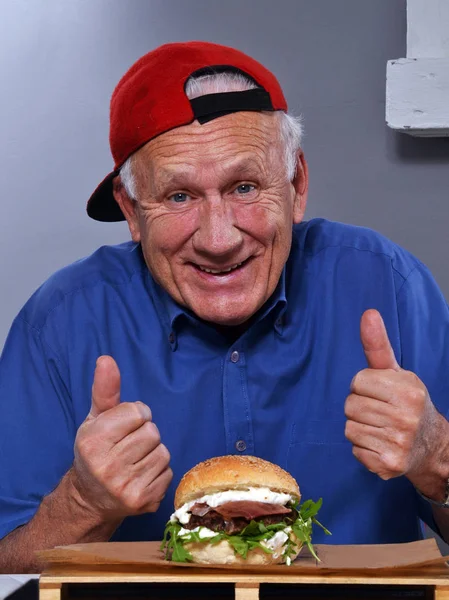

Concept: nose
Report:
left=192, top=196, right=243, bottom=258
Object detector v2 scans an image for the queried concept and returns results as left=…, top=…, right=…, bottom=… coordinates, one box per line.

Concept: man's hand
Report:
left=71, top=355, right=173, bottom=521
left=344, top=309, right=449, bottom=500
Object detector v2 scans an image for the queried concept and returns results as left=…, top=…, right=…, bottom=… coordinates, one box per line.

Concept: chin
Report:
left=205, top=314, right=252, bottom=327
left=193, top=303, right=261, bottom=327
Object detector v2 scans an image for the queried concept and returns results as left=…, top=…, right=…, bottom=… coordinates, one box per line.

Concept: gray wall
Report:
left=1, top=0, right=448, bottom=351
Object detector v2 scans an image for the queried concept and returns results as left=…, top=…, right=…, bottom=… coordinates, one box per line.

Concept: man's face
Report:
left=116, top=111, right=308, bottom=326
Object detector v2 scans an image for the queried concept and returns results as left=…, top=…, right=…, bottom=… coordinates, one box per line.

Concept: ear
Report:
left=292, top=151, right=309, bottom=224
left=112, top=177, right=141, bottom=243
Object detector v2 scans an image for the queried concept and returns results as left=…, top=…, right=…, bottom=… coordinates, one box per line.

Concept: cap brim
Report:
left=86, top=170, right=125, bottom=222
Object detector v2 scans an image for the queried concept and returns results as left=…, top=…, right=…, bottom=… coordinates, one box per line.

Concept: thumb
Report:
left=89, top=355, right=121, bottom=418
left=360, top=309, right=400, bottom=371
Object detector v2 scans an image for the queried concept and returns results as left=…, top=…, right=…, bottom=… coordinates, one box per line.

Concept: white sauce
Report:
left=262, top=526, right=292, bottom=560
left=261, top=531, right=289, bottom=558
left=171, top=487, right=294, bottom=524
left=177, top=526, right=217, bottom=539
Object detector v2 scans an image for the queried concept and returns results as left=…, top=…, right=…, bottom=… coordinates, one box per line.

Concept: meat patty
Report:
left=184, top=500, right=294, bottom=535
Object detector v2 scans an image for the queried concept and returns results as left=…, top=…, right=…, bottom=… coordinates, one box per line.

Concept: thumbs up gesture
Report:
left=71, top=356, right=172, bottom=522
left=344, top=310, right=449, bottom=499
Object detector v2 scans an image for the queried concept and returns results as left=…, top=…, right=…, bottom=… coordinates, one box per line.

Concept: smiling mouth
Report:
left=193, top=257, right=251, bottom=275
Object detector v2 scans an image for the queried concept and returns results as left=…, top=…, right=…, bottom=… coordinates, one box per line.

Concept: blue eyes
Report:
left=168, top=185, right=255, bottom=204
left=171, top=193, right=189, bottom=203
left=236, top=184, right=255, bottom=195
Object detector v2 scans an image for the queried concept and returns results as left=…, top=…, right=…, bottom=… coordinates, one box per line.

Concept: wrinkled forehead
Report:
left=135, top=111, right=283, bottom=175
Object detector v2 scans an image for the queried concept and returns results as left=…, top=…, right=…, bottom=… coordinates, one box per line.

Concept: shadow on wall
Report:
left=388, top=131, right=449, bottom=163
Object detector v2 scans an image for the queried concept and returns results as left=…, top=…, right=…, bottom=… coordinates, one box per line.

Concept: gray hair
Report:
left=120, top=71, right=303, bottom=200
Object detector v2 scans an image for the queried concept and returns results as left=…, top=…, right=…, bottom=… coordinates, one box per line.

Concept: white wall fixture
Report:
left=386, top=0, right=449, bottom=137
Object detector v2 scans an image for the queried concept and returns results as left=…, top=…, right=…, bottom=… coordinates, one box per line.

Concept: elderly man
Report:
left=1, top=41, right=449, bottom=573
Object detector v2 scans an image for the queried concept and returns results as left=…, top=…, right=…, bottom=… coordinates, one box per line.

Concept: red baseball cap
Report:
left=87, top=41, right=288, bottom=222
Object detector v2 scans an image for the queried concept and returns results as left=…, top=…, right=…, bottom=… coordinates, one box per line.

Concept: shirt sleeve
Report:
left=396, top=262, right=449, bottom=534
left=0, top=315, right=76, bottom=540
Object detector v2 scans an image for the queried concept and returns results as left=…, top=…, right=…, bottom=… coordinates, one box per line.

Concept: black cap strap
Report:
left=190, top=88, right=274, bottom=124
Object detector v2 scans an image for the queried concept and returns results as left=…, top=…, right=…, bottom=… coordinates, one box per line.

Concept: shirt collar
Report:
left=146, top=262, right=288, bottom=343
left=256, top=266, right=287, bottom=335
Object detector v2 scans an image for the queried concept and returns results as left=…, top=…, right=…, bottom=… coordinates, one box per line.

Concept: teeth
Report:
left=199, top=261, right=243, bottom=274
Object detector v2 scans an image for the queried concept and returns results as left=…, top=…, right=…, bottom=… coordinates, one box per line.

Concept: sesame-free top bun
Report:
left=174, top=455, right=300, bottom=509
left=185, top=532, right=303, bottom=566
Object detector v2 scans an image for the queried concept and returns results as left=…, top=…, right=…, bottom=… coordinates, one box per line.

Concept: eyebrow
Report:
left=155, top=158, right=263, bottom=190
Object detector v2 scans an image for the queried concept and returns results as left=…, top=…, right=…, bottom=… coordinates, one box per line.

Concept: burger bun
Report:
left=185, top=533, right=302, bottom=565
left=175, top=455, right=300, bottom=508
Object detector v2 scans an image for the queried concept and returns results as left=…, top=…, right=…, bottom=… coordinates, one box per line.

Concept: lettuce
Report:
left=160, top=497, right=330, bottom=564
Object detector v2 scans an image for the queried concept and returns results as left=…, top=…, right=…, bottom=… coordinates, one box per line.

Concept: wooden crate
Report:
left=39, top=563, right=449, bottom=600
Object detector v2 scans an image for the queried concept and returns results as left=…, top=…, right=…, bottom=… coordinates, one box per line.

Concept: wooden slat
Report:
left=39, top=565, right=449, bottom=586
left=39, top=582, right=62, bottom=600
left=435, top=586, right=449, bottom=600
left=235, top=582, right=260, bottom=600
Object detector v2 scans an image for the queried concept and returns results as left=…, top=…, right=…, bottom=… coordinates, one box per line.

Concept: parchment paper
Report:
left=37, top=538, right=449, bottom=572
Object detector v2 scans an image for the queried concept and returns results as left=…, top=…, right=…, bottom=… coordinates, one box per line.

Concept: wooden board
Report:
left=38, top=539, right=449, bottom=599
left=39, top=563, right=449, bottom=600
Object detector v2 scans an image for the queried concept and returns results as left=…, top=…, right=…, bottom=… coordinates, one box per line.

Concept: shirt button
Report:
left=230, top=350, right=240, bottom=363
left=168, top=332, right=175, bottom=344
left=235, top=440, right=247, bottom=452
left=275, top=317, right=283, bottom=327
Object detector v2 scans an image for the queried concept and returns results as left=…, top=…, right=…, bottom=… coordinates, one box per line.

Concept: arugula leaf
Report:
left=299, top=498, right=323, bottom=520
left=239, top=520, right=263, bottom=537
left=312, top=517, right=332, bottom=536
left=227, top=536, right=249, bottom=559
left=161, top=497, right=331, bottom=565
left=160, top=522, right=194, bottom=562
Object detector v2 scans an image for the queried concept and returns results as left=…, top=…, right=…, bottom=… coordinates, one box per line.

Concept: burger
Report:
left=161, top=455, right=329, bottom=565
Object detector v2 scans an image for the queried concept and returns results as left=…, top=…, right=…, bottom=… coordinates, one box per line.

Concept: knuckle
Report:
left=350, top=373, right=361, bottom=390
left=118, top=400, right=132, bottom=413
left=148, top=467, right=173, bottom=497
left=148, top=422, right=161, bottom=444
left=95, top=461, right=117, bottom=486
left=75, top=434, right=95, bottom=458
left=157, top=443, right=171, bottom=465
left=405, top=413, right=420, bottom=432
left=108, top=476, right=126, bottom=498
left=135, top=401, right=152, bottom=420
left=140, top=421, right=160, bottom=445
left=141, top=420, right=156, bottom=437
left=122, top=402, right=148, bottom=425
left=130, top=402, right=147, bottom=421
left=351, top=445, right=360, bottom=459
left=391, top=409, right=418, bottom=435
left=404, top=370, right=421, bottom=385
left=351, top=369, right=370, bottom=391
left=123, top=486, right=145, bottom=513
left=164, top=467, right=174, bottom=487
left=153, top=485, right=168, bottom=503
left=394, top=430, right=413, bottom=453
left=345, top=420, right=355, bottom=440
left=359, top=368, right=372, bottom=380
left=344, top=395, right=357, bottom=419
left=381, top=452, right=404, bottom=476
left=408, top=387, right=426, bottom=406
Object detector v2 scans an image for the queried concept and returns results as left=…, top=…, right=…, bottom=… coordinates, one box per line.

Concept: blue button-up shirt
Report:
left=1, top=219, right=449, bottom=544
